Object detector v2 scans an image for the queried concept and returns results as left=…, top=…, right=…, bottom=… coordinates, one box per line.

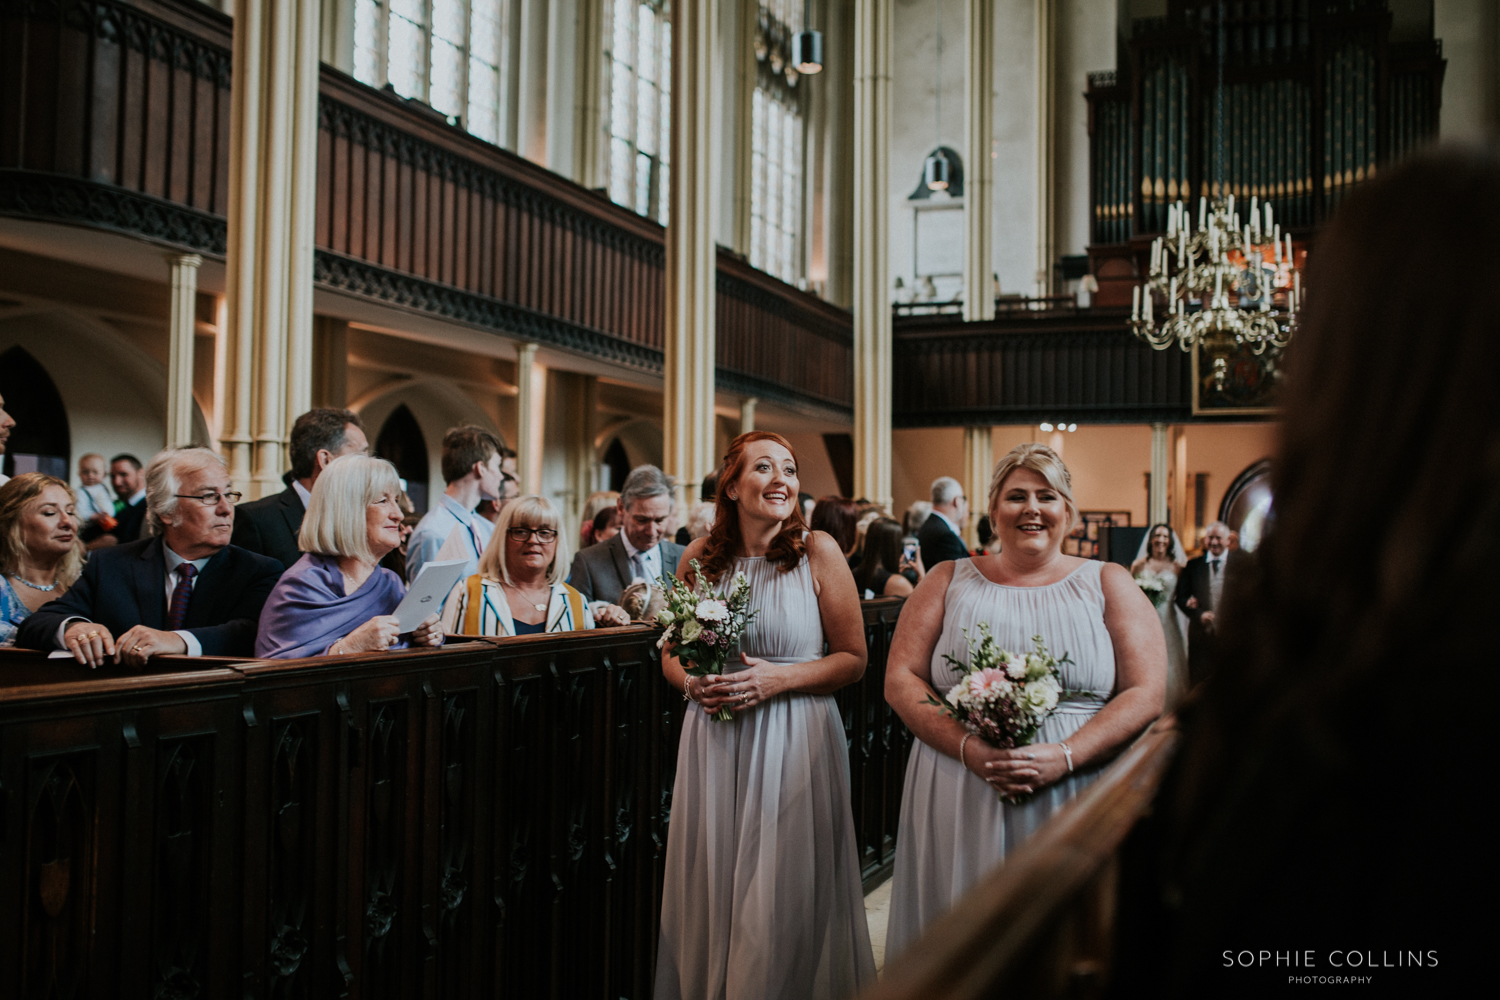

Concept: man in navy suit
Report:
left=18, top=447, right=282, bottom=666
left=918, top=476, right=972, bottom=569
left=231, top=407, right=368, bottom=571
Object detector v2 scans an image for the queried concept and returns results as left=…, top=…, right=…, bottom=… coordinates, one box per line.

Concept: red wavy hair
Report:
left=697, top=431, right=809, bottom=582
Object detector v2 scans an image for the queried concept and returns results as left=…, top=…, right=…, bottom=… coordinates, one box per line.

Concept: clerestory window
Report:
left=604, top=0, right=671, bottom=224
left=354, top=0, right=509, bottom=146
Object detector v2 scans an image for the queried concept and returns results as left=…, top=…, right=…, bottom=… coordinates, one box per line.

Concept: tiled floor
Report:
left=865, top=877, right=894, bottom=974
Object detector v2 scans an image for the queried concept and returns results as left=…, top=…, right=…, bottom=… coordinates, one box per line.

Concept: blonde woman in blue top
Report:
left=441, top=495, right=594, bottom=637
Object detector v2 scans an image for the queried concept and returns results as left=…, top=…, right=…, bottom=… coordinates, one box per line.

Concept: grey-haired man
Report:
left=567, top=464, right=685, bottom=625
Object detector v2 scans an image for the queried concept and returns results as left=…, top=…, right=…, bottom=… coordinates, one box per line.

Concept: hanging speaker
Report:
left=792, top=30, right=823, bottom=74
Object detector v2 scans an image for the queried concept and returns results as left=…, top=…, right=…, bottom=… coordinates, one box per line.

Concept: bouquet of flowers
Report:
left=924, top=624, right=1076, bottom=754
left=656, top=559, right=757, bottom=722
left=1135, top=569, right=1169, bottom=608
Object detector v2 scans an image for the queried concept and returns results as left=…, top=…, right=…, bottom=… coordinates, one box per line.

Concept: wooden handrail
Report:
left=862, top=723, right=1179, bottom=1000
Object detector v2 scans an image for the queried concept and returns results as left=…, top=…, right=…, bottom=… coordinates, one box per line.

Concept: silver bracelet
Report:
left=959, top=733, right=973, bottom=772
left=683, top=675, right=697, bottom=703
left=1060, top=741, right=1074, bottom=774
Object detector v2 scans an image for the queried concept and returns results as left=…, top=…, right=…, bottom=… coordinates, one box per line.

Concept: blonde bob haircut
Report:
left=987, top=443, right=1080, bottom=533
left=299, top=454, right=402, bottom=563
left=478, top=495, right=570, bottom=586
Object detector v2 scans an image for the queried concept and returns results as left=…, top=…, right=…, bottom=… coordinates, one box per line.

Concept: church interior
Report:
left=0, top=0, right=1492, bottom=995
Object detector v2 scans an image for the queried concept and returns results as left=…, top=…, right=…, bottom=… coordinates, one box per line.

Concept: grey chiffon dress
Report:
left=884, top=558, right=1117, bottom=961
left=654, top=552, right=876, bottom=1000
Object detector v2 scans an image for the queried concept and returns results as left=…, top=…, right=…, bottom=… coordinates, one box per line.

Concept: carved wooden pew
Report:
left=0, top=598, right=912, bottom=999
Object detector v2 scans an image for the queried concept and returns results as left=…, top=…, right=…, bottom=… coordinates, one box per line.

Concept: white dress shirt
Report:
left=291, top=478, right=312, bottom=508
left=1208, top=554, right=1226, bottom=611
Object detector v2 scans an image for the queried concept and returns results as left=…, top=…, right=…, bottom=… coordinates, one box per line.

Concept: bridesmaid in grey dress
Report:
left=883, top=444, right=1166, bottom=960
left=655, top=432, right=875, bottom=1000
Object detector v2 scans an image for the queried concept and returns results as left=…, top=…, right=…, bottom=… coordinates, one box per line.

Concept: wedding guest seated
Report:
left=16, top=447, right=281, bottom=666
left=684, top=500, right=715, bottom=541
left=0, top=390, right=14, bottom=487
left=441, top=495, right=594, bottom=636
left=578, top=490, right=620, bottom=549
left=73, top=453, right=116, bottom=528
left=0, top=474, right=84, bottom=645
left=809, top=495, right=859, bottom=562
left=255, top=455, right=445, bottom=658
left=853, top=517, right=919, bottom=599
left=590, top=505, right=622, bottom=545
left=567, top=465, right=681, bottom=627
left=903, top=500, right=932, bottom=541
left=231, top=407, right=368, bottom=571
left=82, top=454, right=148, bottom=548
left=675, top=470, right=719, bottom=544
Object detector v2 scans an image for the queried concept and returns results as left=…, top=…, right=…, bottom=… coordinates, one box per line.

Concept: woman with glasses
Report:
left=441, top=495, right=594, bottom=636
left=255, top=455, right=445, bottom=658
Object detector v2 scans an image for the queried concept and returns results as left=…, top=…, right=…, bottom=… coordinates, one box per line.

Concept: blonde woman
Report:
left=882, top=443, right=1165, bottom=959
left=442, top=495, right=594, bottom=636
left=255, top=455, right=445, bottom=658
left=0, top=473, right=83, bottom=646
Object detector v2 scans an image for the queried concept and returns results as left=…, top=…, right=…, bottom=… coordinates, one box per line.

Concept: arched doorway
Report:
left=375, top=405, right=430, bottom=513
left=1219, top=458, right=1273, bottom=552
left=0, top=345, right=70, bottom=479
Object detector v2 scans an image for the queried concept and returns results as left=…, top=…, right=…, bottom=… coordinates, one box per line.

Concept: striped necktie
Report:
left=166, top=564, right=196, bottom=631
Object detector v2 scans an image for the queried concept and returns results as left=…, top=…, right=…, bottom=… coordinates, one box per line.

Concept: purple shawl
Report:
left=255, top=553, right=407, bottom=659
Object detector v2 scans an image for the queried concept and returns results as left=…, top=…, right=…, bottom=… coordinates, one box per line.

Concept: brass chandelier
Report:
left=1127, top=0, right=1301, bottom=388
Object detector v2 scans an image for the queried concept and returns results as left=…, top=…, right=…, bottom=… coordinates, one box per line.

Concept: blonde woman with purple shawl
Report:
left=255, top=456, right=445, bottom=658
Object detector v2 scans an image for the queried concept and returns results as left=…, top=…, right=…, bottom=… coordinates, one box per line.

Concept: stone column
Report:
left=221, top=0, right=319, bottom=497
left=1173, top=426, right=1188, bottom=536
left=516, top=343, right=544, bottom=495
left=1149, top=421, right=1169, bottom=526
left=1034, top=0, right=1056, bottom=297
left=664, top=0, right=717, bottom=510
left=518, top=0, right=551, bottom=165
left=165, top=254, right=202, bottom=446
left=964, top=0, right=995, bottom=321
left=739, top=396, right=757, bottom=435
left=962, top=425, right=993, bottom=548
left=853, top=0, right=893, bottom=508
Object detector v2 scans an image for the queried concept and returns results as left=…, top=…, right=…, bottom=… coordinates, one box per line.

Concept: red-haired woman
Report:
left=654, top=432, right=875, bottom=1000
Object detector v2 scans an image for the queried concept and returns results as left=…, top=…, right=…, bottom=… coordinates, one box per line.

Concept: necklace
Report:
left=11, top=574, right=58, bottom=592
left=503, top=581, right=548, bottom=612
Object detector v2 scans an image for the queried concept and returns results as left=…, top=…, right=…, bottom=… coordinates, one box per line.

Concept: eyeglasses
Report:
left=175, top=491, right=243, bottom=506
left=507, top=526, right=558, bottom=543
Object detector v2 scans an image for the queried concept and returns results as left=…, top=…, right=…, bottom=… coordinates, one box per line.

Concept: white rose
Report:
left=1006, top=660, right=1027, bottom=680
left=1025, top=681, right=1058, bottom=712
left=680, top=620, right=703, bottom=642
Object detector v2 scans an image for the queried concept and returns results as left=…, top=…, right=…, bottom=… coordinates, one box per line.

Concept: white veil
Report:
left=1134, top=525, right=1188, bottom=566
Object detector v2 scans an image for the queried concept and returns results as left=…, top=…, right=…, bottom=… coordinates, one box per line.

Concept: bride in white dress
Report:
left=655, top=432, right=875, bottom=1000
left=1130, top=524, right=1190, bottom=711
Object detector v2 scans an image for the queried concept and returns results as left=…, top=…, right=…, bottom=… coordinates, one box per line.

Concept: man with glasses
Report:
left=919, top=476, right=972, bottom=569
left=17, top=447, right=282, bottom=664
left=567, top=464, right=684, bottom=626
left=232, top=407, right=368, bottom=572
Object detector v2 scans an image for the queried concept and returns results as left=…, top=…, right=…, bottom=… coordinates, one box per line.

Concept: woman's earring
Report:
left=729, top=494, right=738, bottom=501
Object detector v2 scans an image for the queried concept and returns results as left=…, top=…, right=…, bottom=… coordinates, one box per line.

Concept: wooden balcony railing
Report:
left=893, top=308, right=1191, bottom=427
left=0, top=0, right=853, bottom=417
left=864, top=725, right=1179, bottom=1000
left=0, top=598, right=909, bottom=998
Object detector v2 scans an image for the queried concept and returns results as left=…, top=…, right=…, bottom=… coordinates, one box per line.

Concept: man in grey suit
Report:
left=568, top=465, right=685, bottom=624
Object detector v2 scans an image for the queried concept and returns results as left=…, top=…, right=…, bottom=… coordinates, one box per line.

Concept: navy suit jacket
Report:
left=230, top=485, right=305, bottom=572
left=567, top=533, right=685, bottom=605
left=15, top=537, right=283, bottom=657
left=918, top=512, right=970, bottom=569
